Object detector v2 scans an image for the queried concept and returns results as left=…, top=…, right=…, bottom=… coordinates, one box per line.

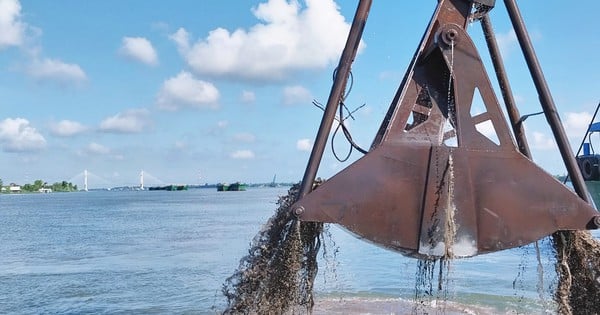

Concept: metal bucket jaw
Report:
left=293, top=143, right=600, bottom=259
left=292, top=0, right=600, bottom=260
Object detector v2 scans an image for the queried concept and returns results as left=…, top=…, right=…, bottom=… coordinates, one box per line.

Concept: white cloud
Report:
left=296, top=138, right=312, bottom=151
left=0, top=0, right=25, bottom=49
left=496, top=29, right=517, bottom=58
left=156, top=71, right=220, bottom=110
left=0, top=117, right=46, bottom=152
left=87, top=142, right=111, bottom=155
left=564, top=111, right=593, bottom=138
left=531, top=131, right=556, bottom=150
left=99, top=108, right=151, bottom=133
left=241, top=90, right=256, bottom=103
left=231, top=149, right=255, bottom=159
left=283, top=85, right=312, bottom=105
left=233, top=132, right=256, bottom=143
left=170, top=28, right=189, bottom=51
left=119, top=36, right=158, bottom=66
left=26, top=58, right=87, bottom=85
left=81, top=142, right=124, bottom=160
left=0, top=1, right=87, bottom=86
left=170, top=0, right=356, bottom=81
left=49, top=120, right=88, bottom=137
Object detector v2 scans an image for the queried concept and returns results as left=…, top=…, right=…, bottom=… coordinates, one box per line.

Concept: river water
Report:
left=1, top=186, right=599, bottom=314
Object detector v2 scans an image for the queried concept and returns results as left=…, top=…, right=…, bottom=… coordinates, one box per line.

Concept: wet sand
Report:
left=312, top=297, right=500, bottom=315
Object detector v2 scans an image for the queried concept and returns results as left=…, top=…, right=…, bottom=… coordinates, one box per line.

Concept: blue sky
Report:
left=1, top=0, right=598, bottom=188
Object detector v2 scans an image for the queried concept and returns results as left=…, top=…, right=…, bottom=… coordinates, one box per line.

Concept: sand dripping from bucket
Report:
left=222, top=183, right=323, bottom=314
left=553, top=230, right=600, bottom=314
left=413, top=155, right=456, bottom=312
left=414, top=258, right=453, bottom=313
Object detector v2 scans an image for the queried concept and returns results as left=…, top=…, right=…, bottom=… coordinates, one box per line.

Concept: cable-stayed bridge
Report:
left=68, top=170, right=168, bottom=191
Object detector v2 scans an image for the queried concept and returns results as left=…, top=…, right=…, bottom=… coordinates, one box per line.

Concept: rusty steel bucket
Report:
left=292, top=0, right=600, bottom=260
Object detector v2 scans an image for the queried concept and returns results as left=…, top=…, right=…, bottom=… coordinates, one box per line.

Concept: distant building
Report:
left=39, top=188, right=52, bottom=193
left=9, top=184, right=21, bottom=193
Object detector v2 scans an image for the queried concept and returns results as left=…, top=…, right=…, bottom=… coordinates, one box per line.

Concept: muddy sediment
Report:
left=222, top=183, right=323, bottom=314
left=553, top=230, right=600, bottom=315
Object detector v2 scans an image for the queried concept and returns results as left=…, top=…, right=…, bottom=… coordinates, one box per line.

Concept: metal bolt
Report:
left=447, top=29, right=457, bottom=39
left=293, top=206, right=305, bottom=216
left=439, top=24, right=461, bottom=46
left=443, top=29, right=458, bottom=45
left=594, top=216, right=600, bottom=228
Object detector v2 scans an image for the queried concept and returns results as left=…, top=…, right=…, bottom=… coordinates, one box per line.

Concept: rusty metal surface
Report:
left=293, top=0, right=599, bottom=260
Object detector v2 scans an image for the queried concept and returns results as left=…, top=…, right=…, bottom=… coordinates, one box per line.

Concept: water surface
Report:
left=1, top=186, right=598, bottom=314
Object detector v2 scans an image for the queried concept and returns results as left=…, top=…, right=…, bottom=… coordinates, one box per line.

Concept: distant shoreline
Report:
left=1, top=182, right=295, bottom=194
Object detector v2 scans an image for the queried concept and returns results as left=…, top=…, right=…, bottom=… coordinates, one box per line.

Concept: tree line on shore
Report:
left=0, top=178, right=78, bottom=193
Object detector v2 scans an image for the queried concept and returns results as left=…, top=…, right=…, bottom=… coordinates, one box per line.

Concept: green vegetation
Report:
left=1, top=178, right=78, bottom=193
